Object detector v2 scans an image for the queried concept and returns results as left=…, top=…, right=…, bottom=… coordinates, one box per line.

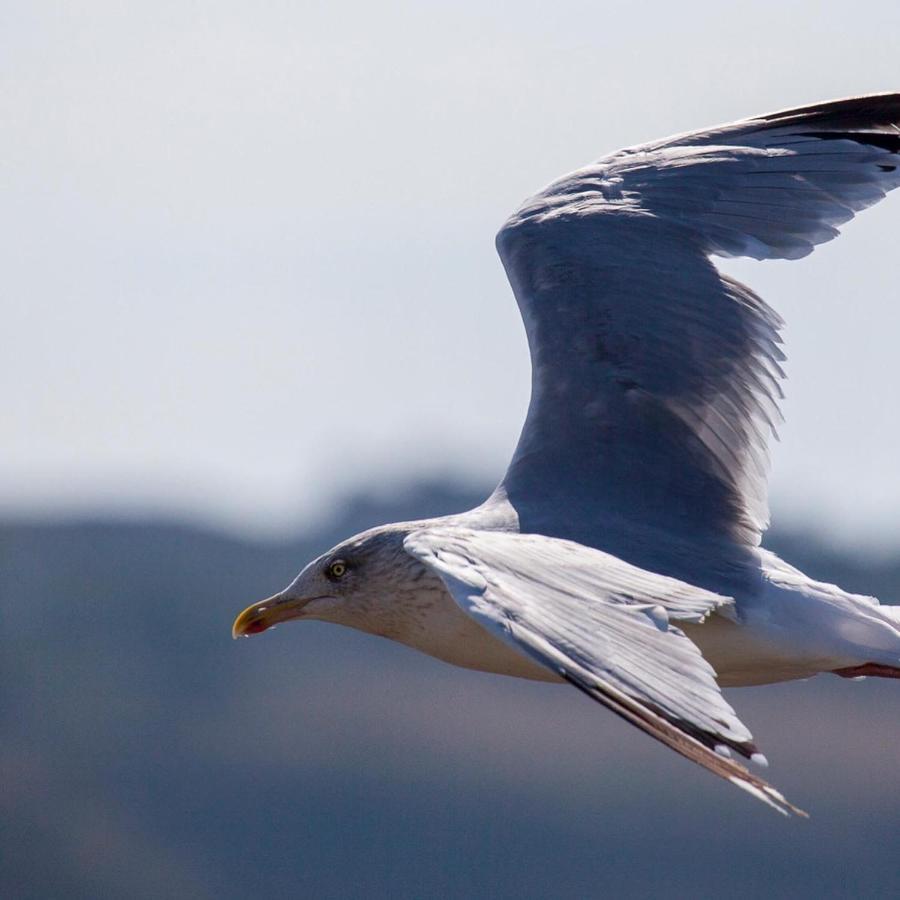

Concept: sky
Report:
left=3, top=0, right=900, bottom=545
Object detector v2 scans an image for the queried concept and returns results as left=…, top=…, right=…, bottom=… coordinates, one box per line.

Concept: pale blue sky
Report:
left=3, top=1, right=900, bottom=544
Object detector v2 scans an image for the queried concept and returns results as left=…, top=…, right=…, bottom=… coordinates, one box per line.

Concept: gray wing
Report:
left=404, top=527, right=805, bottom=816
left=498, top=93, right=900, bottom=547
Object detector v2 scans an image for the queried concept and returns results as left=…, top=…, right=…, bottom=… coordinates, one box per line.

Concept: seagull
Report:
left=233, top=94, right=900, bottom=816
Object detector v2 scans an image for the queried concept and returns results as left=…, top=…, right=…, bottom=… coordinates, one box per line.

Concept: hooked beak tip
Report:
left=231, top=593, right=313, bottom=639
left=232, top=604, right=266, bottom=639
left=232, top=597, right=280, bottom=639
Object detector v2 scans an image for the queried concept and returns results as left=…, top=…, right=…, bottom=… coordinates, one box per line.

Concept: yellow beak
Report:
left=231, top=593, right=309, bottom=639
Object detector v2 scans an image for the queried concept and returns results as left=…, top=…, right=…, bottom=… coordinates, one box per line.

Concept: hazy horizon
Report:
left=4, top=1, right=900, bottom=548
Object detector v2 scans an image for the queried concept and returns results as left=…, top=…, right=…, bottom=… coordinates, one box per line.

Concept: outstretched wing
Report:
left=404, top=527, right=806, bottom=816
left=498, top=93, right=900, bottom=548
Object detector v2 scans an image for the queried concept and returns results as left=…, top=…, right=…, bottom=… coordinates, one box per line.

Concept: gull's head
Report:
left=232, top=523, right=435, bottom=640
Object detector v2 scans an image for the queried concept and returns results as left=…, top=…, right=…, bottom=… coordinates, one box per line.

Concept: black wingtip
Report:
left=805, top=130, right=900, bottom=154
left=559, top=672, right=808, bottom=818
left=759, top=92, right=900, bottom=130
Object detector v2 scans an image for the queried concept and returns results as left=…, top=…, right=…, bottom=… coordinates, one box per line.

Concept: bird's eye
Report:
left=327, top=560, right=347, bottom=579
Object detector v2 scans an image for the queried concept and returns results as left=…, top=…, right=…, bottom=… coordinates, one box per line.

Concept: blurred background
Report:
left=3, top=2, right=899, bottom=897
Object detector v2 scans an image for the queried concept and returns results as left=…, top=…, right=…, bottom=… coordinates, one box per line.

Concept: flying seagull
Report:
left=233, top=94, right=900, bottom=816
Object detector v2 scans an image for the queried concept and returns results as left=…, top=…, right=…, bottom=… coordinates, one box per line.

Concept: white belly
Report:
left=394, top=588, right=562, bottom=683
left=680, top=613, right=828, bottom=687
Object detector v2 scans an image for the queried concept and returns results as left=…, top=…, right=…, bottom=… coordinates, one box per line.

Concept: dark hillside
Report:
left=2, top=482, right=898, bottom=899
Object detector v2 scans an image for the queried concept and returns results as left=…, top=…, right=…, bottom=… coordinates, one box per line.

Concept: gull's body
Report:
left=234, top=94, right=900, bottom=815
left=304, top=505, right=900, bottom=692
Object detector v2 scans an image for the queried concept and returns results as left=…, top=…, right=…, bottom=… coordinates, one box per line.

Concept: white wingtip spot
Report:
left=714, top=744, right=733, bottom=759
left=645, top=604, right=671, bottom=632
left=751, top=752, right=769, bottom=768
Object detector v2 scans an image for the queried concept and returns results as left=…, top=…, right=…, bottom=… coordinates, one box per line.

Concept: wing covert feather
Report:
left=404, top=527, right=806, bottom=816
